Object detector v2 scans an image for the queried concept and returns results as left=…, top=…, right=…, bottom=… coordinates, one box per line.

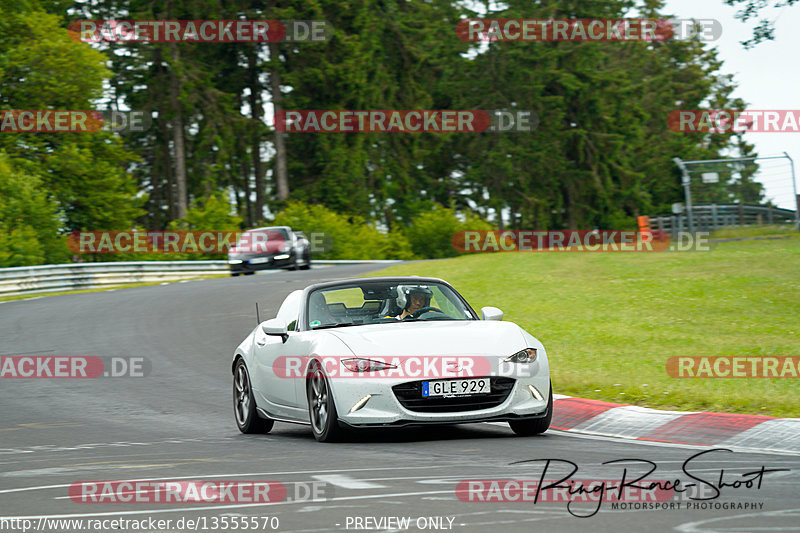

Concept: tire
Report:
left=509, top=382, right=553, bottom=436
left=231, top=272, right=241, bottom=277
left=300, top=251, right=311, bottom=270
left=306, top=359, right=344, bottom=442
left=233, top=359, right=274, bottom=434
left=244, top=271, right=255, bottom=276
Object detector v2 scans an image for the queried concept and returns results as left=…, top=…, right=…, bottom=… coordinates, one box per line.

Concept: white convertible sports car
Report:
left=232, top=276, right=551, bottom=442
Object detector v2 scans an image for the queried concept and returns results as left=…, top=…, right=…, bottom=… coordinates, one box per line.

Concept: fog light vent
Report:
left=527, top=385, right=544, bottom=401
left=349, top=395, right=372, bottom=413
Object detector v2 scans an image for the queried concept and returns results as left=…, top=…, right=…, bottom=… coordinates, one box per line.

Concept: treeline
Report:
left=1, top=0, right=763, bottom=266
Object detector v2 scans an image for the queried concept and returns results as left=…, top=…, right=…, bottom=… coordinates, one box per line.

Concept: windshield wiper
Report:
left=311, top=323, right=359, bottom=330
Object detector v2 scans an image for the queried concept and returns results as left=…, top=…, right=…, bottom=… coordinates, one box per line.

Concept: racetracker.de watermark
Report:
left=274, top=110, right=537, bottom=133
left=67, top=230, right=331, bottom=254
left=273, top=355, right=537, bottom=379
left=0, top=356, right=150, bottom=378
left=68, top=20, right=332, bottom=42
left=668, top=110, right=800, bottom=133
left=0, top=110, right=150, bottom=134
left=452, top=230, right=714, bottom=252
left=68, top=480, right=327, bottom=503
left=666, top=356, right=800, bottom=378
left=455, top=18, right=721, bottom=42
left=457, top=478, right=674, bottom=504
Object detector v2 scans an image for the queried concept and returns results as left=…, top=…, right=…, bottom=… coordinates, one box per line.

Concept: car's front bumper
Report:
left=229, top=253, right=295, bottom=273
left=339, top=410, right=549, bottom=428
left=330, top=374, right=550, bottom=427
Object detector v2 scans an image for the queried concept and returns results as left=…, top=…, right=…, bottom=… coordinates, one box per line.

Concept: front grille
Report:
left=392, top=377, right=515, bottom=413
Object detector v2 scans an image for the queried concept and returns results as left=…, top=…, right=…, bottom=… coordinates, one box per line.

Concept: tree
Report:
left=439, top=0, right=756, bottom=229
left=724, top=0, right=799, bottom=47
left=0, top=1, right=144, bottom=254
left=27, top=0, right=762, bottom=244
left=0, top=152, right=68, bottom=266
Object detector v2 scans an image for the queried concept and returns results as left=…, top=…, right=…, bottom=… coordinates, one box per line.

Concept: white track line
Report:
left=312, top=474, right=386, bottom=489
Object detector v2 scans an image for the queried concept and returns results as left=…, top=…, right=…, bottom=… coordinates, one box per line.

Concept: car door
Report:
left=251, top=290, right=304, bottom=415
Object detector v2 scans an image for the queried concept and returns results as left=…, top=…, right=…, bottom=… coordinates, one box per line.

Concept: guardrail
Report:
left=648, top=204, right=797, bottom=236
left=0, top=260, right=402, bottom=297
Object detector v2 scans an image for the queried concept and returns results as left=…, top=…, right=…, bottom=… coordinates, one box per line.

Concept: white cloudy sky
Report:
left=664, top=0, right=800, bottom=209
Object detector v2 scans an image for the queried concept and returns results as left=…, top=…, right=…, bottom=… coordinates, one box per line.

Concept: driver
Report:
left=395, top=285, right=434, bottom=320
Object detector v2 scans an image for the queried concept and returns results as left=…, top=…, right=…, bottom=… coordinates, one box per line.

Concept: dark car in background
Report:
left=228, top=226, right=311, bottom=276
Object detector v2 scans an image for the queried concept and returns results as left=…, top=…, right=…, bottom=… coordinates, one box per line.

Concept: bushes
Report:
left=95, top=193, right=244, bottom=262
left=170, top=193, right=243, bottom=233
left=272, top=202, right=414, bottom=260
left=132, top=194, right=240, bottom=261
left=0, top=187, right=495, bottom=266
left=164, top=194, right=243, bottom=260
left=0, top=153, right=69, bottom=267
left=271, top=201, right=494, bottom=260
left=404, top=206, right=495, bottom=259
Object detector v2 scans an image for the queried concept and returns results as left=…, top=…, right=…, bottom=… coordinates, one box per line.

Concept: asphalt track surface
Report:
left=0, top=264, right=797, bottom=533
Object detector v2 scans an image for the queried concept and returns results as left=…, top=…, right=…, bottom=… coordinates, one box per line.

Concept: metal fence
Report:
left=648, top=204, right=797, bottom=237
left=0, top=260, right=401, bottom=297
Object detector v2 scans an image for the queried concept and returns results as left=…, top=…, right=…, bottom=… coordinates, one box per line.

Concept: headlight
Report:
left=228, top=259, right=243, bottom=265
left=504, top=348, right=537, bottom=364
left=341, top=358, right=397, bottom=372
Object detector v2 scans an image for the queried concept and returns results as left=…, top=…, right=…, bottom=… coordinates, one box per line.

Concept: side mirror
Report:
left=481, top=306, right=504, bottom=321
left=261, top=319, right=289, bottom=342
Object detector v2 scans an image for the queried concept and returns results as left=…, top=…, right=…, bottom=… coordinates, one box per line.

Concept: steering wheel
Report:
left=407, top=306, right=444, bottom=319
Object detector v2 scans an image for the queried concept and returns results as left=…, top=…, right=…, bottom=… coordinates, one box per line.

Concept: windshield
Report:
left=238, top=227, right=288, bottom=245
left=306, top=281, right=476, bottom=330
left=233, top=228, right=289, bottom=253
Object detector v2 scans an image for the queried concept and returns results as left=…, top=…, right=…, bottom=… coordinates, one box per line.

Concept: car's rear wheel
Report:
left=508, top=382, right=553, bottom=436
left=233, top=359, right=274, bottom=434
left=306, top=360, right=344, bottom=442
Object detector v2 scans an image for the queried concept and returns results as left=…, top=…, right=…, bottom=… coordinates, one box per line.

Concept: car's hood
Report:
left=325, top=320, right=527, bottom=357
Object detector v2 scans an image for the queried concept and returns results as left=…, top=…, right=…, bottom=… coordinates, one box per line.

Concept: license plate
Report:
left=249, top=257, right=271, bottom=264
left=422, top=378, right=490, bottom=397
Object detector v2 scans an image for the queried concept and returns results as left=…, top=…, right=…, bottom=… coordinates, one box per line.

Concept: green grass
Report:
left=711, top=224, right=798, bottom=239
left=371, top=235, right=800, bottom=418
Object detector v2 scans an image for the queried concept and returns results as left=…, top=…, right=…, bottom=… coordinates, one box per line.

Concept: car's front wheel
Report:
left=508, top=382, right=553, bottom=436
left=233, top=359, right=274, bottom=434
left=306, top=360, right=344, bottom=442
